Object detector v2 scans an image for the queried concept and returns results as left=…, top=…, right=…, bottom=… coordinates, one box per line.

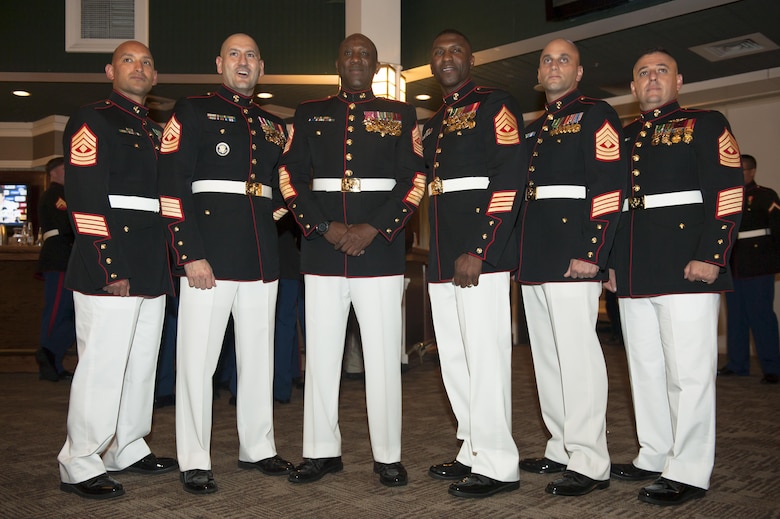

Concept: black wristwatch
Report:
left=315, top=221, right=330, bottom=235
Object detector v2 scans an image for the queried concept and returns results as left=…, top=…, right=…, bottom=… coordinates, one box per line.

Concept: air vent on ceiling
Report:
left=690, top=33, right=779, bottom=62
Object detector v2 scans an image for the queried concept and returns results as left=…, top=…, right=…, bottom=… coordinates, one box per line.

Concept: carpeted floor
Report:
left=1, top=337, right=778, bottom=519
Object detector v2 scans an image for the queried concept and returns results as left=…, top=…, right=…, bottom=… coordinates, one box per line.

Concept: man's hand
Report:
left=604, top=268, right=617, bottom=293
left=684, top=260, right=719, bottom=285
left=103, top=279, right=130, bottom=296
left=184, top=259, right=217, bottom=289
left=564, top=259, right=599, bottom=279
left=453, top=253, right=482, bottom=288
left=335, top=223, right=379, bottom=257
left=322, top=221, right=349, bottom=246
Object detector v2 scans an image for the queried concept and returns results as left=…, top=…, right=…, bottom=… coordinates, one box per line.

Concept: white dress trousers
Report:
left=521, top=281, right=610, bottom=481
left=618, top=293, right=719, bottom=489
left=302, top=274, right=403, bottom=464
left=58, top=292, right=165, bottom=483
left=428, top=272, right=520, bottom=483
left=176, top=278, right=279, bottom=471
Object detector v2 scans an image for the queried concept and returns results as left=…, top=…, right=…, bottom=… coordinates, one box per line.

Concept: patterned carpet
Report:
left=1, top=338, right=778, bottom=518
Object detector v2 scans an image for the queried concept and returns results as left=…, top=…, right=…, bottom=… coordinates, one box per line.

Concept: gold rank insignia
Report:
left=486, top=190, right=517, bottom=214
left=72, top=212, right=108, bottom=237
left=160, top=115, right=182, bottom=154
left=278, top=166, right=297, bottom=201
left=70, top=124, right=98, bottom=166
left=717, top=186, right=743, bottom=217
left=363, top=111, right=402, bottom=137
left=284, top=126, right=294, bottom=154
left=444, top=103, right=479, bottom=134
left=412, top=125, right=423, bottom=157
left=549, top=112, right=582, bottom=137
left=718, top=129, right=741, bottom=168
left=591, top=190, right=621, bottom=217
left=404, top=173, right=427, bottom=207
left=259, top=117, right=286, bottom=148
left=160, top=196, right=183, bottom=219
left=494, top=105, right=520, bottom=145
left=55, top=197, right=67, bottom=211
left=595, top=122, right=620, bottom=162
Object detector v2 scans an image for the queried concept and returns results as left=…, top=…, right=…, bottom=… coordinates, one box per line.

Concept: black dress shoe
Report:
left=610, top=463, right=661, bottom=481
left=238, top=455, right=294, bottom=476
left=35, top=348, right=59, bottom=382
left=374, top=462, right=408, bottom=487
left=519, top=457, right=567, bottom=474
left=448, top=473, right=519, bottom=498
left=274, top=397, right=291, bottom=404
left=180, top=469, right=218, bottom=495
left=761, top=373, right=778, bottom=384
left=638, top=477, right=706, bottom=506
left=58, top=369, right=74, bottom=380
left=154, top=394, right=175, bottom=408
left=288, top=457, right=343, bottom=483
left=545, top=470, right=610, bottom=496
left=60, top=473, right=125, bottom=499
left=429, top=459, right=471, bottom=480
left=717, top=366, right=735, bottom=376
left=113, top=453, right=178, bottom=474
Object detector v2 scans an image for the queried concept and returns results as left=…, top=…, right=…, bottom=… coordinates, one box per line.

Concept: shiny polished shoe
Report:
left=60, top=473, right=125, bottom=499
left=717, top=366, right=748, bottom=376
left=761, top=373, right=778, bottom=384
left=154, top=394, right=175, bottom=408
left=288, top=457, right=343, bottom=483
left=610, top=463, right=661, bottom=481
left=180, top=469, right=218, bottom=495
left=374, top=462, right=408, bottom=487
left=429, top=459, right=471, bottom=480
left=638, top=477, right=706, bottom=506
left=58, top=369, right=74, bottom=380
left=519, top=457, right=567, bottom=474
left=448, top=473, right=519, bottom=498
left=545, top=471, right=610, bottom=496
left=238, top=455, right=294, bottom=476
left=114, top=453, right=178, bottom=474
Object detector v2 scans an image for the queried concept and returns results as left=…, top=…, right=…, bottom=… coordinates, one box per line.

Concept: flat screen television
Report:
left=0, top=184, right=28, bottom=224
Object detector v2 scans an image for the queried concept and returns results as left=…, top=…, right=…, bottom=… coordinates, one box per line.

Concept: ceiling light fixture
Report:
left=256, top=92, right=273, bottom=99
left=415, top=94, right=431, bottom=101
left=12, top=90, right=31, bottom=97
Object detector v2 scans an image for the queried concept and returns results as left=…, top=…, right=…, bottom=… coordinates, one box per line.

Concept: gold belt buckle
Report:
left=525, top=184, right=537, bottom=201
left=628, top=196, right=645, bottom=210
left=430, top=177, right=443, bottom=196
left=245, top=182, right=262, bottom=196
left=341, top=177, right=361, bottom=192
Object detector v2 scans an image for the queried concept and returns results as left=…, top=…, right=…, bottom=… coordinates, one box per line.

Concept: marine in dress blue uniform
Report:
left=515, top=39, right=626, bottom=497
left=157, top=33, right=293, bottom=495
left=423, top=30, right=524, bottom=499
left=280, top=34, right=424, bottom=487
left=57, top=41, right=177, bottom=500
left=608, top=49, right=743, bottom=506
left=35, top=157, right=76, bottom=381
left=721, top=154, right=780, bottom=383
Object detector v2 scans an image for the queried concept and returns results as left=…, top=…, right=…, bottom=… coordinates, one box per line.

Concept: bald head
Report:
left=105, top=40, right=157, bottom=104
left=216, top=33, right=264, bottom=96
left=538, top=38, right=583, bottom=102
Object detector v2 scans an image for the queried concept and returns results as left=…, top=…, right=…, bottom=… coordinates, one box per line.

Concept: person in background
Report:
left=35, top=156, right=76, bottom=382
left=280, top=33, right=424, bottom=487
left=719, top=153, right=780, bottom=384
left=423, top=29, right=524, bottom=499
left=158, top=33, right=293, bottom=495
left=515, top=38, right=625, bottom=497
left=57, top=40, right=177, bottom=500
left=608, top=48, right=743, bottom=506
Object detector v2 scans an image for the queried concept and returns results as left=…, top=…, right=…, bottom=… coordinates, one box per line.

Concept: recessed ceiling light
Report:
left=256, top=92, right=273, bottom=99
left=415, top=94, right=431, bottom=101
left=12, top=90, right=31, bottom=97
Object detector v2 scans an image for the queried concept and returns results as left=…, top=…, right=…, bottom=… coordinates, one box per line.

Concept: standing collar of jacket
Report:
left=337, top=88, right=376, bottom=104
left=442, top=80, right=476, bottom=106
left=109, top=90, right=148, bottom=119
left=216, top=84, right=254, bottom=108
left=544, top=89, right=583, bottom=114
left=639, top=100, right=681, bottom=122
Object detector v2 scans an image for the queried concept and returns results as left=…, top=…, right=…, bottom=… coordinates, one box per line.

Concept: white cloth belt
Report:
left=525, top=184, right=586, bottom=201
left=191, top=179, right=271, bottom=198
left=108, top=195, right=160, bottom=212
left=622, top=190, right=703, bottom=211
left=43, top=229, right=59, bottom=240
left=738, top=228, right=771, bottom=239
left=428, top=176, right=490, bottom=196
left=312, top=178, right=396, bottom=192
